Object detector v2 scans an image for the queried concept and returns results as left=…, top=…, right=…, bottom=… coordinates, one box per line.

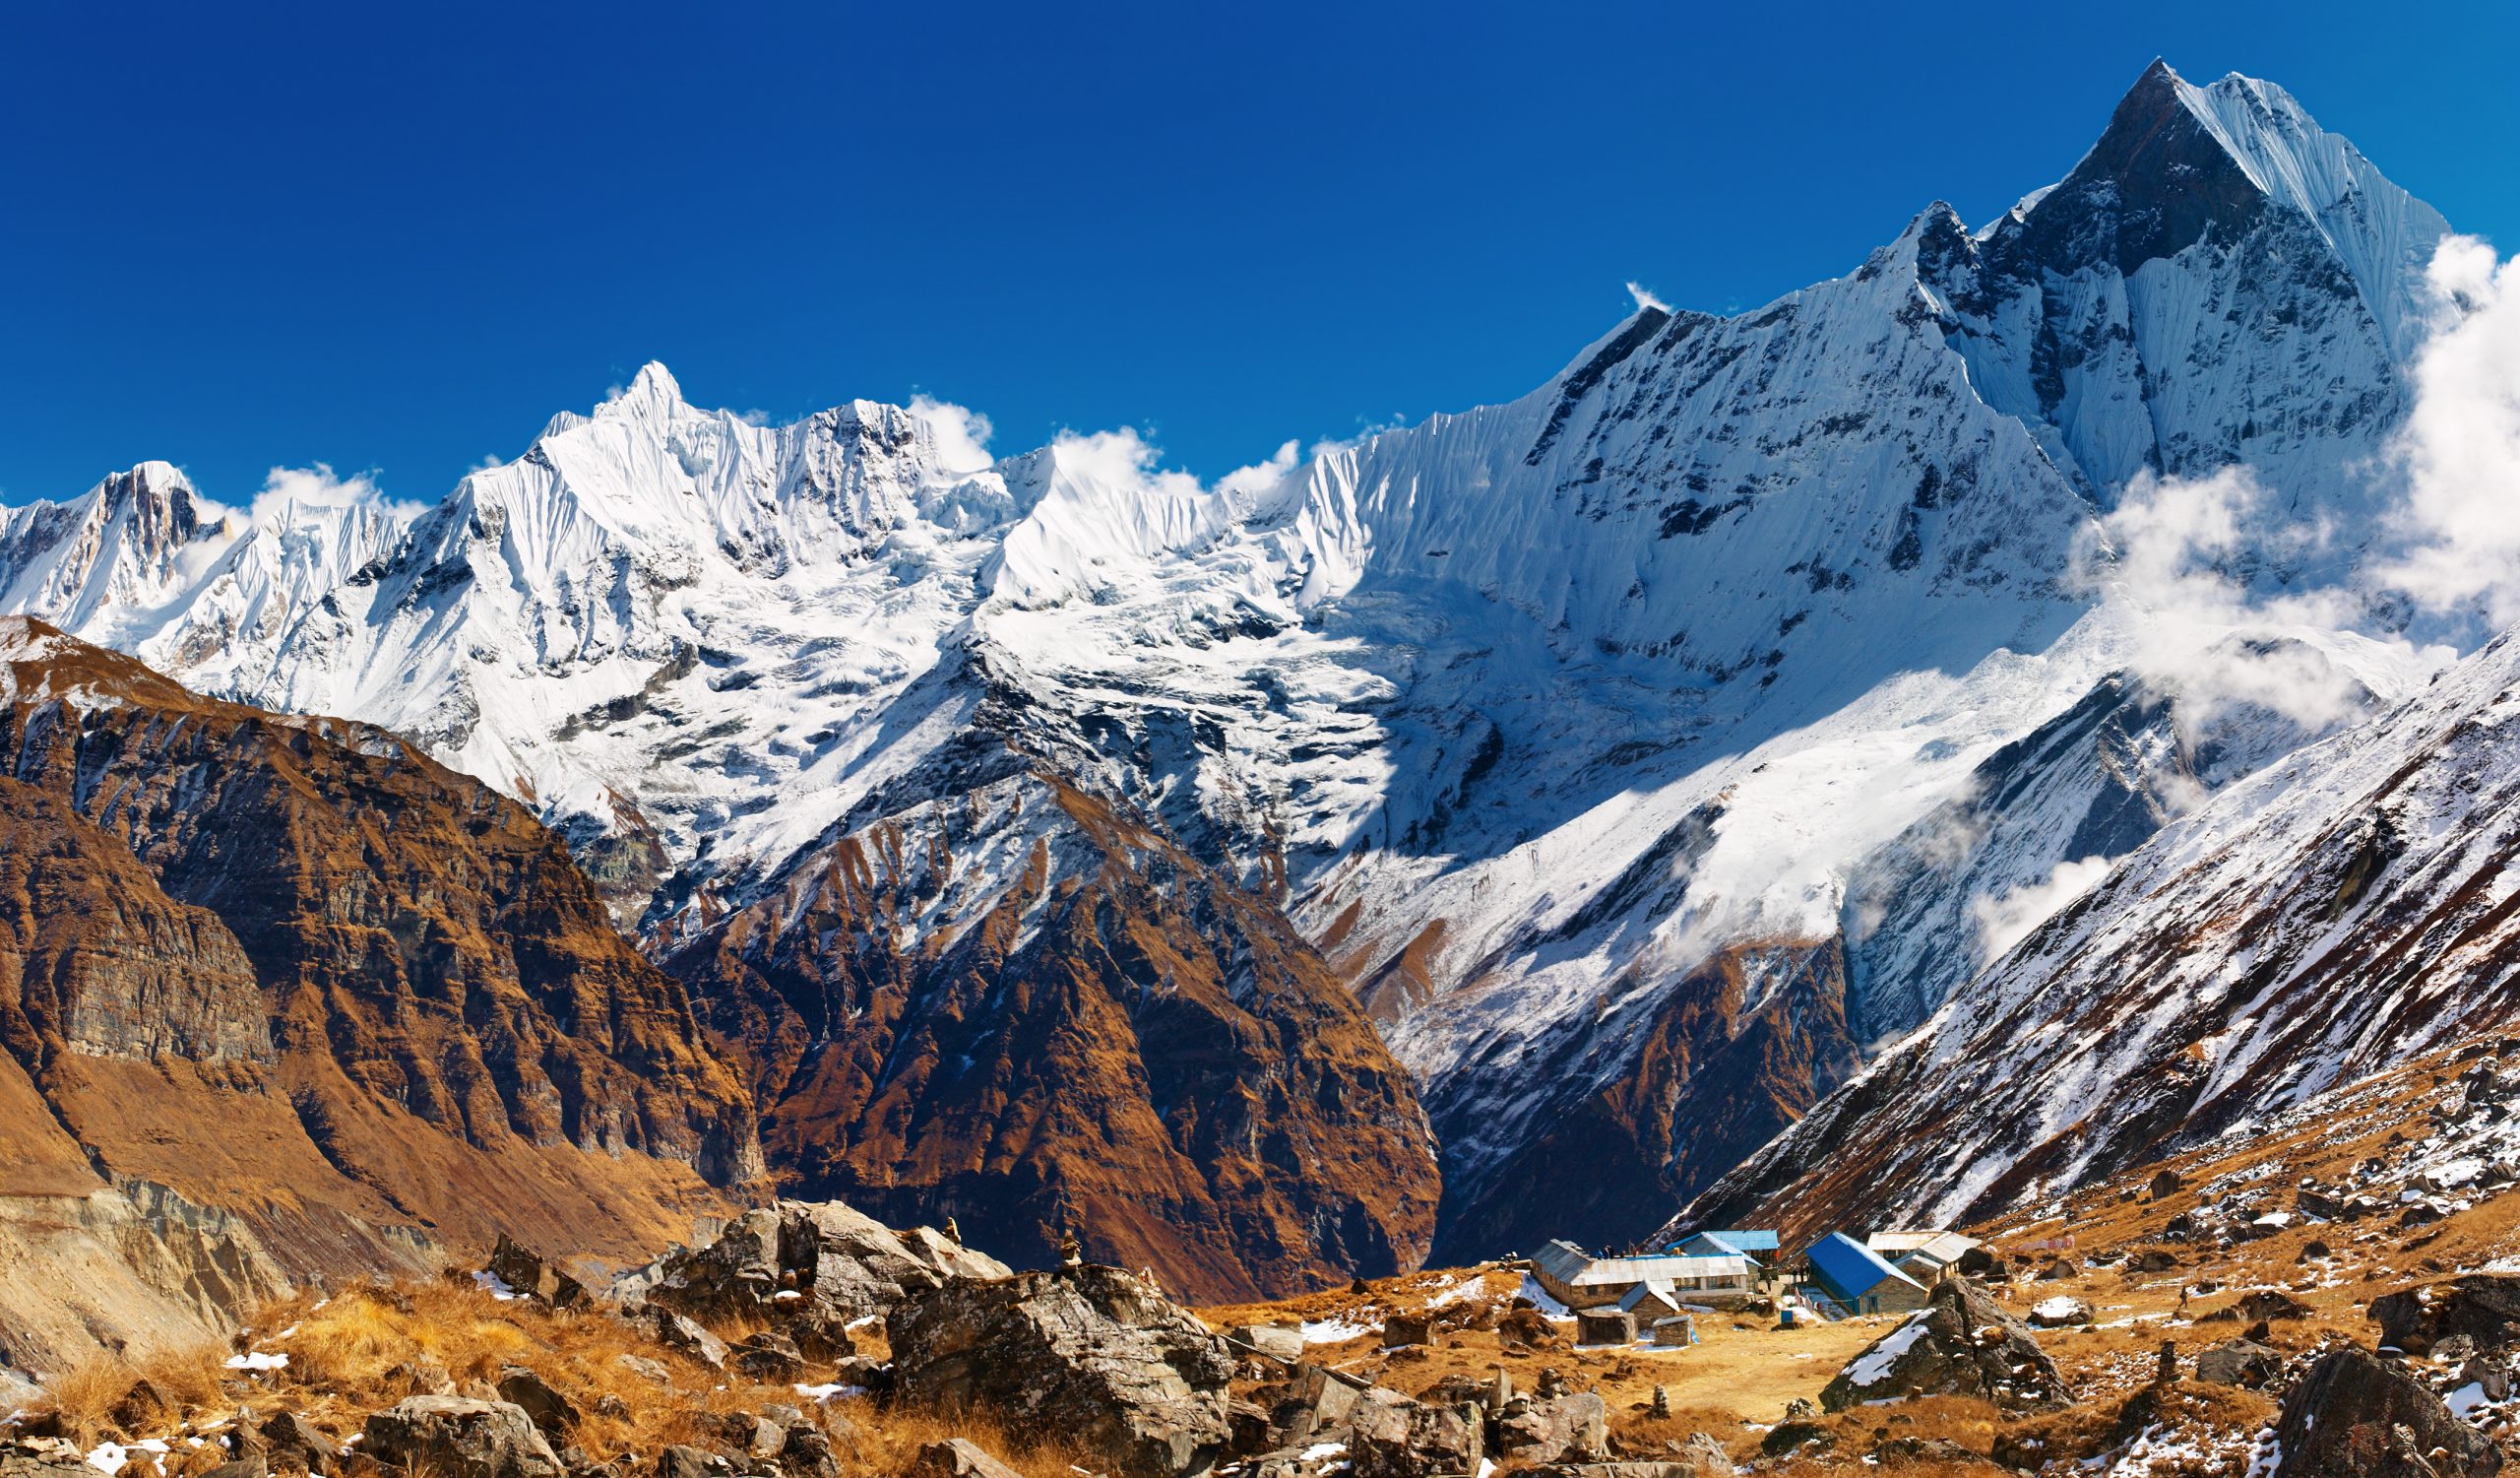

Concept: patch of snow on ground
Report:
left=221, top=1352, right=286, bottom=1372
left=1298, top=1316, right=1374, bottom=1344
left=793, top=1383, right=867, bottom=1402
left=1516, top=1274, right=1571, bottom=1317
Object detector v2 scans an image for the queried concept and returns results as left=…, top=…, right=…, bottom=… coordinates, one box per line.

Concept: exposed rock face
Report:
left=2272, top=1347, right=2502, bottom=1478
left=628, top=1199, right=1008, bottom=1358
left=2194, top=1339, right=2281, bottom=1387
left=1426, top=936, right=1860, bottom=1266
left=0, top=619, right=761, bottom=1368
left=2369, top=1275, right=2520, bottom=1355
left=665, top=772, right=1438, bottom=1302
left=361, top=1396, right=565, bottom=1478
left=1236, top=1364, right=1500, bottom=1478
left=886, top=1264, right=1235, bottom=1478
left=1819, top=1278, right=2072, bottom=1412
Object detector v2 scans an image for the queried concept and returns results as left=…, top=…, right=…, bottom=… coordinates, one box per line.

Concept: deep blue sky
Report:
left=5, top=1, right=2514, bottom=507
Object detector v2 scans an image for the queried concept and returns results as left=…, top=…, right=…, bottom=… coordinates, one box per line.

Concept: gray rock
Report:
left=730, top=1331, right=804, bottom=1382
left=1224, top=1325, right=1304, bottom=1363
left=1493, top=1392, right=1608, bottom=1465
left=487, top=1236, right=588, bottom=1309
left=495, top=1367, right=581, bottom=1438
left=2273, top=1347, right=2500, bottom=1477
left=2370, top=1275, right=2520, bottom=1355
left=2027, top=1297, right=2091, bottom=1327
left=889, top=1264, right=1233, bottom=1478
left=2194, top=1340, right=2282, bottom=1388
left=254, top=1412, right=341, bottom=1470
left=1348, top=1387, right=1481, bottom=1478
left=0, top=1439, right=93, bottom=1478
left=652, top=1446, right=729, bottom=1478
left=906, top=1441, right=1027, bottom=1478
left=1819, top=1278, right=2072, bottom=1412
left=361, top=1397, right=564, bottom=1478
left=642, top=1309, right=729, bottom=1371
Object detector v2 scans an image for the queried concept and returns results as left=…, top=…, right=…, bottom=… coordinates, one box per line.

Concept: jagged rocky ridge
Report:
left=660, top=764, right=1442, bottom=1301
left=0, top=617, right=760, bottom=1372
left=1682, top=623, right=2520, bottom=1241
left=0, top=62, right=2465, bottom=1264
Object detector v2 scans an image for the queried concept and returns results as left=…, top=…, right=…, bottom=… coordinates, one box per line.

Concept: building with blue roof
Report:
left=1800, top=1231, right=1931, bottom=1316
left=1673, top=1229, right=1780, bottom=1262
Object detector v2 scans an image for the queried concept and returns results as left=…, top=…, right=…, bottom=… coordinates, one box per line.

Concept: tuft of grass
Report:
left=30, top=1345, right=230, bottom=1442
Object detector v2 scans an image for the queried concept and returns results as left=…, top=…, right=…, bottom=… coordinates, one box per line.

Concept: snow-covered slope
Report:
left=0, top=61, right=2460, bottom=1255
left=0, top=462, right=406, bottom=684
left=1680, top=622, right=2520, bottom=1239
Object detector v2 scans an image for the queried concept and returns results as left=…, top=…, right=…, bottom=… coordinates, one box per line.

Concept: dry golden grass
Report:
left=823, top=1404, right=1098, bottom=1478
left=31, top=1344, right=230, bottom=1441
left=13, top=1274, right=1104, bottom=1478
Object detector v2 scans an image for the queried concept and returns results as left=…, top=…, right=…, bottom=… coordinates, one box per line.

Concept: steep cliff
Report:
left=663, top=768, right=1438, bottom=1302
left=0, top=618, right=761, bottom=1372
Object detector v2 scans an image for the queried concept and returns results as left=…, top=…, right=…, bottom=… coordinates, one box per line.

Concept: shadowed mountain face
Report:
left=663, top=766, right=1441, bottom=1304
left=0, top=618, right=761, bottom=1369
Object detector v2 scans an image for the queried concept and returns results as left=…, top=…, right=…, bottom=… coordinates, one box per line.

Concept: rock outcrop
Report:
left=665, top=772, right=1439, bottom=1302
left=2369, top=1275, right=2520, bottom=1356
left=1819, top=1278, right=2072, bottom=1412
left=886, top=1263, right=1235, bottom=1478
left=0, top=620, right=761, bottom=1368
left=634, top=1200, right=1006, bottom=1328
left=361, top=1396, right=564, bottom=1478
left=2272, top=1347, right=2501, bottom=1477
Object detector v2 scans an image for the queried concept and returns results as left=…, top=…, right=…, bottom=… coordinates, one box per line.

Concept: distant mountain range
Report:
left=0, top=56, right=2497, bottom=1324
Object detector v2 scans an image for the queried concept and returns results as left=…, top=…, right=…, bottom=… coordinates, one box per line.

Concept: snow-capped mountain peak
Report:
left=0, top=61, right=2474, bottom=1261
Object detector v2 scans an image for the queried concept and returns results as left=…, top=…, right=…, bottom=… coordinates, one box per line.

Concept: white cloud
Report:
left=1626, top=281, right=1670, bottom=314
left=908, top=395, right=996, bottom=478
left=1217, top=439, right=1300, bottom=500
left=1970, top=855, right=2114, bottom=964
left=2072, top=466, right=2399, bottom=733
left=2370, top=235, right=2520, bottom=627
left=250, top=464, right=422, bottom=526
left=1047, top=427, right=1205, bottom=503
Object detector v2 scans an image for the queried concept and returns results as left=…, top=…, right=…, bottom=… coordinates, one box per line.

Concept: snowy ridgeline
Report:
left=0, top=62, right=2477, bottom=1227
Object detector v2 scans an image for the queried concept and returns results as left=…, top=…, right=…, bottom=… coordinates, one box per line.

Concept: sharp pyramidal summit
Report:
left=7, top=51, right=2520, bottom=1478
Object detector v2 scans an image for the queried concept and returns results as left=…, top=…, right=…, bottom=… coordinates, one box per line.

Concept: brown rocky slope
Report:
left=662, top=769, right=1441, bottom=1303
left=0, top=618, right=760, bottom=1371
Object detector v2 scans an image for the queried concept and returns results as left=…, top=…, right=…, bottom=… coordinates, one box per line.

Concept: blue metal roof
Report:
left=1702, top=1229, right=1780, bottom=1252
left=1804, top=1231, right=1917, bottom=1304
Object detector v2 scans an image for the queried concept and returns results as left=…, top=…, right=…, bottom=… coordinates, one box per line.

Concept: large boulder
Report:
left=1347, top=1386, right=1483, bottom=1478
left=1225, top=1325, right=1305, bottom=1363
left=494, top=1367, right=580, bottom=1438
left=906, top=1441, right=1027, bottom=1478
left=634, top=1200, right=1012, bottom=1353
left=2194, top=1340, right=2282, bottom=1388
left=888, top=1265, right=1233, bottom=1478
left=2369, top=1275, right=2520, bottom=1355
left=2272, top=1347, right=2501, bottom=1477
left=1819, top=1278, right=2072, bottom=1412
left=1493, top=1391, right=1608, bottom=1465
left=361, top=1397, right=564, bottom=1478
left=486, top=1236, right=587, bottom=1308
